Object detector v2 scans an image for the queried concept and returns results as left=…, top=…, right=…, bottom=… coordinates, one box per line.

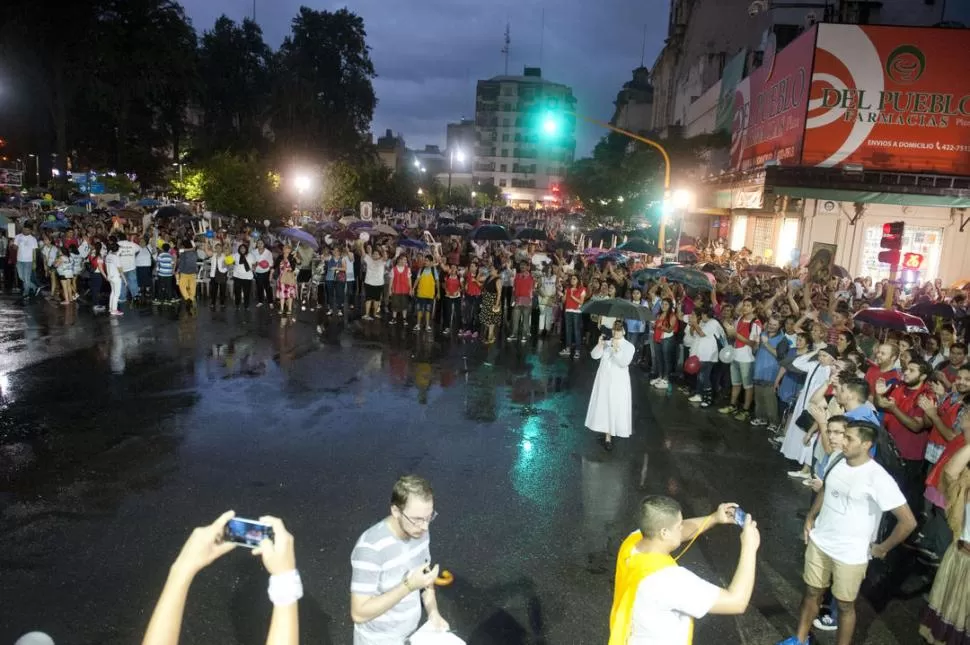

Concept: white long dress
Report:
left=585, top=338, right=636, bottom=438
left=780, top=352, right=832, bottom=465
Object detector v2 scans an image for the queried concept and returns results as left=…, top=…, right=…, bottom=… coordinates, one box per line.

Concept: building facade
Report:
left=473, top=67, right=576, bottom=208
left=375, top=129, right=406, bottom=172
left=611, top=67, right=654, bottom=134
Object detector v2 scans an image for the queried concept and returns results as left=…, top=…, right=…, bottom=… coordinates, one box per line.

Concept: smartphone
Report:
left=733, top=507, right=747, bottom=527
left=224, top=517, right=274, bottom=549
left=423, top=562, right=438, bottom=575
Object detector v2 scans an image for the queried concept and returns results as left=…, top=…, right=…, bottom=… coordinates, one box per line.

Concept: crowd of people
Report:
left=4, top=205, right=970, bottom=645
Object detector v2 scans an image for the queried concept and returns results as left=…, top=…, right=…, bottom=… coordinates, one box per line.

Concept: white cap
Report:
left=15, top=633, right=55, bottom=645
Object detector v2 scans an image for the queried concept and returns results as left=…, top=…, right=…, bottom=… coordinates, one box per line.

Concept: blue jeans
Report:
left=565, top=311, right=583, bottom=351
left=327, top=281, right=345, bottom=310
left=657, top=337, right=676, bottom=379
left=16, top=261, right=38, bottom=295
left=697, top=361, right=715, bottom=394
left=120, top=269, right=139, bottom=301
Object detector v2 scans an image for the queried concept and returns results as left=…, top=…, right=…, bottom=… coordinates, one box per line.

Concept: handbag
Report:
left=281, top=270, right=297, bottom=287
left=795, top=409, right=816, bottom=431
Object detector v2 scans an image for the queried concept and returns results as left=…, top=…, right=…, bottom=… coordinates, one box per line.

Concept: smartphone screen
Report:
left=733, top=507, right=746, bottom=527
left=224, top=517, right=274, bottom=548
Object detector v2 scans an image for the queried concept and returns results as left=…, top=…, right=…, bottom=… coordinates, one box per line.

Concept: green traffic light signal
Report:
left=541, top=112, right=560, bottom=136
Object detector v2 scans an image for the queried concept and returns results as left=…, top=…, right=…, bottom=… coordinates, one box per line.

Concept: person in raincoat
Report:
left=586, top=320, right=636, bottom=450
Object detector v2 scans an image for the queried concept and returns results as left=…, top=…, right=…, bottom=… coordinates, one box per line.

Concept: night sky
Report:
left=180, top=0, right=669, bottom=156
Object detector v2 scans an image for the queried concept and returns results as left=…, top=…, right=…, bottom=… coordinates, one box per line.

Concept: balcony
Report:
left=512, top=164, right=537, bottom=174
left=475, top=147, right=496, bottom=158
left=475, top=162, right=496, bottom=172
left=511, top=179, right=536, bottom=189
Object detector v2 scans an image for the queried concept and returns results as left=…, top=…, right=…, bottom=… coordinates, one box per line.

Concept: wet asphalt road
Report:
left=0, top=297, right=926, bottom=645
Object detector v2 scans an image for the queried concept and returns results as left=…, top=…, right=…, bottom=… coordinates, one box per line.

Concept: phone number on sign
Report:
left=940, top=143, right=970, bottom=153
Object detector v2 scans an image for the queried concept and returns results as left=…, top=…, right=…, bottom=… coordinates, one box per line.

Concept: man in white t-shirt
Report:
left=777, top=420, right=916, bottom=645
left=14, top=223, right=40, bottom=299
left=613, top=496, right=761, bottom=645
left=115, top=235, right=141, bottom=302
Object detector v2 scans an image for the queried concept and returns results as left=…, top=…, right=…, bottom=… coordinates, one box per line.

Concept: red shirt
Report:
left=734, top=317, right=761, bottom=350
left=464, top=273, right=482, bottom=296
left=513, top=273, right=534, bottom=303
left=444, top=275, right=461, bottom=297
left=884, top=383, right=933, bottom=461
left=390, top=265, right=411, bottom=295
left=865, top=365, right=900, bottom=399
left=926, top=392, right=963, bottom=458
left=564, top=287, right=586, bottom=312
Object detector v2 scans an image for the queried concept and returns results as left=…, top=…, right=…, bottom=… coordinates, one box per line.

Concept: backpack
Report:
left=872, top=426, right=905, bottom=478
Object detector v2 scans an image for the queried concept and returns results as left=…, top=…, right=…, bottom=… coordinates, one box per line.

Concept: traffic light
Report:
left=902, top=252, right=924, bottom=270
left=540, top=111, right=562, bottom=137
left=877, top=221, right=904, bottom=266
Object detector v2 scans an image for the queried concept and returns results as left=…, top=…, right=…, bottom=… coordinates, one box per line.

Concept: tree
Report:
left=201, top=152, right=279, bottom=221
left=197, top=16, right=273, bottom=157
left=171, top=168, right=205, bottom=201
left=273, top=7, right=377, bottom=160
left=321, top=161, right=367, bottom=210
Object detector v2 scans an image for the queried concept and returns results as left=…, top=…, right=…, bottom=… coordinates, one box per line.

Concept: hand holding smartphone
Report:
left=224, top=517, right=275, bottom=549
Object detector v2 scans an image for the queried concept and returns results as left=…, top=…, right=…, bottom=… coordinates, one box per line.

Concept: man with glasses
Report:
left=350, top=475, right=450, bottom=644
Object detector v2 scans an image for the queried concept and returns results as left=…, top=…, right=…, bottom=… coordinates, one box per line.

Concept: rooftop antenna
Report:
left=640, top=23, right=647, bottom=67
left=502, top=21, right=511, bottom=75
left=252, top=0, right=256, bottom=21
left=539, top=9, right=545, bottom=68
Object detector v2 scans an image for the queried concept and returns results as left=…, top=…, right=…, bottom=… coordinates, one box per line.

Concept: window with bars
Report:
left=751, top=216, right=775, bottom=258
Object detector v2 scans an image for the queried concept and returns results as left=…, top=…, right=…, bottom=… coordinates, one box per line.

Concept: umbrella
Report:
left=456, top=222, right=474, bottom=230
left=470, top=224, right=511, bottom=242
left=348, top=220, right=373, bottom=230
left=745, top=264, right=786, bottom=277
left=597, top=252, right=628, bottom=265
left=437, top=225, right=465, bottom=237
left=588, top=228, right=621, bottom=245
left=372, top=224, right=398, bottom=236
left=279, top=227, right=319, bottom=250
left=63, top=205, right=88, bottom=215
left=138, top=198, right=161, bottom=207
left=107, top=200, right=124, bottom=208
left=907, top=301, right=957, bottom=320
left=329, top=229, right=359, bottom=242
left=624, top=229, right=651, bottom=240
left=437, top=212, right=455, bottom=221
left=41, top=220, right=69, bottom=230
left=316, top=221, right=343, bottom=232
left=74, top=197, right=96, bottom=206
left=659, top=265, right=715, bottom=291
left=617, top=239, right=660, bottom=255
left=154, top=205, right=182, bottom=219
left=853, top=308, right=929, bottom=334
left=552, top=240, right=576, bottom=252
left=581, top=298, right=654, bottom=323
left=456, top=213, right=478, bottom=225
left=397, top=238, right=428, bottom=250
left=516, top=228, right=548, bottom=241
left=339, top=216, right=358, bottom=225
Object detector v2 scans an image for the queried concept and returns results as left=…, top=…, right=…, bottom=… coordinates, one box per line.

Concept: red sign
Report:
left=730, top=27, right=816, bottom=171
left=802, top=24, right=970, bottom=174
left=902, top=252, right=924, bottom=270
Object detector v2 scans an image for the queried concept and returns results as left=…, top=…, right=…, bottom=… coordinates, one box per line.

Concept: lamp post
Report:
left=447, top=148, right=465, bottom=203
left=28, top=153, right=39, bottom=188
left=293, top=175, right=311, bottom=216
left=172, top=162, right=184, bottom=183
left=667, top=189, right=692, bottom=261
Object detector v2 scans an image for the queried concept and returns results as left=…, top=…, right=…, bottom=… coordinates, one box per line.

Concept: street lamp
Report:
left=663, top=188, right=693, bottom=260
left=172, top=162, right=184, bottom=183
left=27, top=153, right=39, bottom=188
left=294, top=175, right=311, bottom=194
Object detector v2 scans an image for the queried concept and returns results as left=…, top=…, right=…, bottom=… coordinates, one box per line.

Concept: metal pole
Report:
left=884, top=264, right=897, bottom=309
left=447, top=152, right=453, bottom=203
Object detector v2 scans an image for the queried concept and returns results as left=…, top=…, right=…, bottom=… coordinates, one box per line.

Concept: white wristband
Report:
left=267, top=569, right=303, bottom=606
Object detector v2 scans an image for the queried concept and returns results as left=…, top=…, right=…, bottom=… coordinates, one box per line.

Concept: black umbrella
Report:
left=470, top=224, right=511, bottom=242
left=155, top=205, right=181, bottom=219
left=588, top=228, right=621, bottom=245
left=617, top=238, right=660, bottom=255
left=457, top=213, right=478, bottom=225
left=516, top=227, right=548, bottom=241
left=581, top=298, right=654, bottom=322
left=908, top=301, right=957, bottom=320
left=552, top=240, right=576, bottom=251
left=436, top=225, right=465, bottom=237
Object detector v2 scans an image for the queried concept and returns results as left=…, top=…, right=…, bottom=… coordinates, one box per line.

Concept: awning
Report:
left=771, top=186, right=970, bottom=208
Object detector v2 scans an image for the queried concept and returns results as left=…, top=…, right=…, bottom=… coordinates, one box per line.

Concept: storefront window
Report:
left=751, top=217, right=775, bottom=261
left=860, top=224, right=943, bottom=283
left=776, top=218, right=800, bottom=267
left=730, top=215, right=748, bottom=251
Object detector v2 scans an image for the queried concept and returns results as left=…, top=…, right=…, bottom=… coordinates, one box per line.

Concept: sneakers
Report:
left=813, top=614, right=838, bottom=631
left=389, top=318, right=397, bottom=325
left=425, top=325, right=432, bottom=332
left=520, top=336, right=527, bottom=343
left=688, top=394, right=703, bottom=403
left=766, top=423, right=779, bottom=433
left=649, top=377, right=662, bottom=386
left=700, top=399, right=711, bottom=408
left=362, top=315, right=373, bottom=321
left=718, top=405, right=736, bottom=415
left=110, top=310, right=124, bottom=317
left=652, top=378, right=668, bottom=390
left=413, top=324, right=421, bottom=331
left=734, top=409, right=750, bottom=422
left=507, top=335, right=518, bottom=341
left=776, top=637, right=811, bottom=645
left=442, top=328, right=451, bottom=336
left=559, top=348, right=572, bottom=357
left=750, top=417, right=768, bottom=427
left=787, top=470, right=811, bottom=479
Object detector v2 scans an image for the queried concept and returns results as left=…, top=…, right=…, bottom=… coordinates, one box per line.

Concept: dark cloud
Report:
left=182, top=0, right=669, bottom=156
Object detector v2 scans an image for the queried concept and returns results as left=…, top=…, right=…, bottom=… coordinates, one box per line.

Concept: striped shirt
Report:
left=351, top=519, right=430, bottom=644
left=156, top=252, right=175, bottom=277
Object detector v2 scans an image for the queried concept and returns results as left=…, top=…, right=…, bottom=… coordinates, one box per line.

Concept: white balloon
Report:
left=719, top=346, right=735, bottom=363
left=359, top=231, right=370, bottom=242
left=263, top=219, right=270, bottom=227
left=324, top=234, right=334, bottom=246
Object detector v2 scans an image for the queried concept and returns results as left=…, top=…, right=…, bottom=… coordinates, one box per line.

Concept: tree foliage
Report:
left=564, top=131, right=728, bottom=227
left=322, top=158, right=420, bottom=211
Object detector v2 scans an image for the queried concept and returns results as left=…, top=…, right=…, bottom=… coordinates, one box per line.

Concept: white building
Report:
left=473, top=67, right=576, bottom=208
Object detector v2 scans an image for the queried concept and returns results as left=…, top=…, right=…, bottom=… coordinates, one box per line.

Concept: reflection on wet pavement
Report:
left=0, top=298, right=920, bottom=644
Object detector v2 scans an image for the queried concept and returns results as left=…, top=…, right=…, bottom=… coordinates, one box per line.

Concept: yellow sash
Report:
left=608, top=531, right=693, bottom=645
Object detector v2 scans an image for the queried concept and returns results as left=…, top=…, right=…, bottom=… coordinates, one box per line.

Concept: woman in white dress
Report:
left=585, top=321, right=636, bottom=451
left=779, top=344, right=838, bottom=476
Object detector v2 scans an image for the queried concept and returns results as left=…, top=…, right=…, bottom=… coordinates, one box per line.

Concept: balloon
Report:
left=224, top=255, right=235, bottom=265
left=684, top=355, right=701, bottom=375
left=719, top=346, right=735, bottom=364
left=205, top=229, right=215, bottom=238
left=258, top=260, right=269, bottom=269
left=263, top=219, right=270, bottom=227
